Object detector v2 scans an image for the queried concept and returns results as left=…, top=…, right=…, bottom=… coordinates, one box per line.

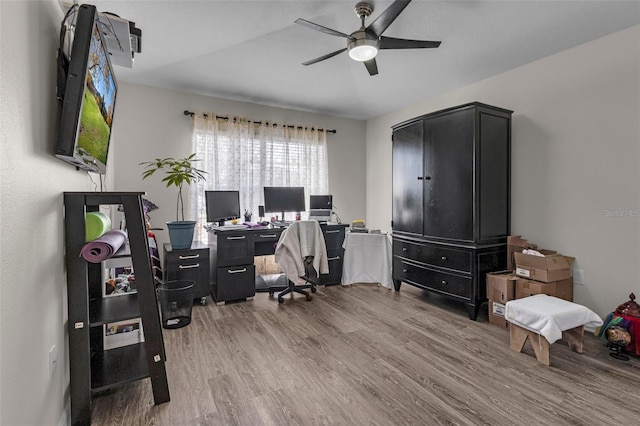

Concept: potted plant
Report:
left=140, top=154, right=207, bottom=249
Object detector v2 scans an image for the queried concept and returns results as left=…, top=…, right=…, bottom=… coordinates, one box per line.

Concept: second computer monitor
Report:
left=310, top=195, right=332, bottom=210
left=263, top=186, right=305, bottom=217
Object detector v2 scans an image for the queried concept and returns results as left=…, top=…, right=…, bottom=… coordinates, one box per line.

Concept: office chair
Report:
left=271, top=220, right=329, bottom=303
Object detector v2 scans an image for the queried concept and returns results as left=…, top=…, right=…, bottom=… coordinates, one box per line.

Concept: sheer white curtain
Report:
left=190, top=113, right=328, bottom=239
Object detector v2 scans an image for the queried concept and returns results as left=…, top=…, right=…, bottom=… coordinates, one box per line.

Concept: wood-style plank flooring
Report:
left=91, top=283, right=640, bottom=425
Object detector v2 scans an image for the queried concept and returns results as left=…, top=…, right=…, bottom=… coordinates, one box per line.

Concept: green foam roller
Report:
left=85, top=212, right=112, bottom=242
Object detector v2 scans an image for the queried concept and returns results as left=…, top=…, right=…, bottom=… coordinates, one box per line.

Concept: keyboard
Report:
left=273, top=221, right=292, bottom=227
left=215, top=224, right=249, bottom=231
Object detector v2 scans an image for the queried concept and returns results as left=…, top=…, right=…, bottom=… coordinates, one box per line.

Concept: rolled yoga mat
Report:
left=85, top=211, right=112, bottom=242
left=80, top=229, right=127, bottom=263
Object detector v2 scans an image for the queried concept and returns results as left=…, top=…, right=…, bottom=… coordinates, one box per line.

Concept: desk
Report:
left=341, top=232, right=393, bottom=289
left=207, top=224, right=348, bottom=304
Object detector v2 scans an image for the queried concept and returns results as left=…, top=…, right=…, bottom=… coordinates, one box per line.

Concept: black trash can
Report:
left=157, top=280, right=195, bottom=329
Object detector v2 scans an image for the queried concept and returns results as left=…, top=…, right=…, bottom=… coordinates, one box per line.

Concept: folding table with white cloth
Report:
left=341, top=232, right=393, bottom=289
left=505, top=294, right=603, bottom=365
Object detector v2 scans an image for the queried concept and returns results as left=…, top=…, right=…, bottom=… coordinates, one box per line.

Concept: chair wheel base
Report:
left=278, top=297, right=284, bottom=304
left=306, top=294, right=313, bottom=301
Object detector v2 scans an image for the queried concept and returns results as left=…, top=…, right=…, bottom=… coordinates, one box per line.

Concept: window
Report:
left=190, top=115, right=328, bottom=239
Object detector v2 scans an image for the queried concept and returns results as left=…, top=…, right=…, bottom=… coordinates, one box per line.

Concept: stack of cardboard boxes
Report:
left=486, top=236, right=574, bottom=328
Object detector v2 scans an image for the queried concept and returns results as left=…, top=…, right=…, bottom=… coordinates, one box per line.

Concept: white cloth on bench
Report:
left=505, top=294, right=603, bottom=344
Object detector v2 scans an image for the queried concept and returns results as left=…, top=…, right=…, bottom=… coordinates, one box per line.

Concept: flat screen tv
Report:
left=205, top=191, right=241, bottom=226
left=263, top=187, right=305, bottom=216
left=55, top=4, right=117, bottom=174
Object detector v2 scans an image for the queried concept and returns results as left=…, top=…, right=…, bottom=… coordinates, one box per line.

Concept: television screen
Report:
left=205, top=191, right=241, bottom=225
left=56, top=4, right=117, bottom=174
left=263, top=187, right=305, bottom=214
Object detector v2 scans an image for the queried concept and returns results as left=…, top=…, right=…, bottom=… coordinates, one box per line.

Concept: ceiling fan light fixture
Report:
left=348, top=38, right=378, bottom=61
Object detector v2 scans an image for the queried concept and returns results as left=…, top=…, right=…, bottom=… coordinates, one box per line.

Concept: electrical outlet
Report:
left=573, top=269, right=584, bottom=285
left=49, top=345, right=58, bottom=378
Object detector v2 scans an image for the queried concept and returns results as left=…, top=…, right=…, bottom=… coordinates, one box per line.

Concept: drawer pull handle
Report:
left=328, top=256, right=341, bottom=261
left=402, top=269, right=408, bottom=273
left=260, top=234, right=278, bottom=238
left=226, top=236, right=246, bottom=240
left=326, top=230, right=340, bottom=234
left=179, top=263, right=200, bottom=270
left=402, top=247, right=408, bottom=251
left=441, top=256, right=447, bottom=261
left=228, top=268, right=247, bottom=274
left=441, top=280, right=448, bottom=285
left=179, top=254, right=200, bottom=260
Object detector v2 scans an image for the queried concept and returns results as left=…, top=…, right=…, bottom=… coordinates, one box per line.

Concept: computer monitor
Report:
left=205, top=190, right=241, bottom=226
left=263, top=186, right=305, bottom=220
left=310, top=195, right=332, bottom=210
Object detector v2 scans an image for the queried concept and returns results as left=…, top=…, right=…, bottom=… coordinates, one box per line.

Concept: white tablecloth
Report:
left=341, top=232, right=393, bottom=289
left=505, top=294, right=603, bottom=344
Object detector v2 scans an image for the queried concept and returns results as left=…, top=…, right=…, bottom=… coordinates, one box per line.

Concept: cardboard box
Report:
left=516, top=277, right=573, bottom=301
left=507, top=235, right=538, bottom=270
left=513, top=250, right=574, bottom=282
left=486, top=271, right=517, bottom=303
left=488, top=300, right=509, bottom=328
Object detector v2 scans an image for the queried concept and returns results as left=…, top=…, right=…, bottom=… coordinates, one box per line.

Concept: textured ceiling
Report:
left=84, top=0, right=640, bottom=120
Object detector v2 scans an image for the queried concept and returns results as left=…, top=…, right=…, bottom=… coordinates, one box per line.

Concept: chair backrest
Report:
left=275, top=220, right=328, bottom=282
left=292, top=220, right=322, bottom=258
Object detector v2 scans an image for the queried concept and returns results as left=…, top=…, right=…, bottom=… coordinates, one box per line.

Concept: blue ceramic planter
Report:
left=166, top=221, right=196, bottom=249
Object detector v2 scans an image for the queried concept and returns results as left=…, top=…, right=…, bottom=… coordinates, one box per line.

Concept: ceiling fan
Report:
left=295, top=0, right=441, bottom=76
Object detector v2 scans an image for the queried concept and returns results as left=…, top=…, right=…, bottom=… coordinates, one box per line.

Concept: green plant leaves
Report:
left=139, top=155, right=207, bottom=221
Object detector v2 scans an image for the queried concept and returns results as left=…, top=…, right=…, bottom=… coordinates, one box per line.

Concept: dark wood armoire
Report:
left=391, top=102, right=512, bottom=320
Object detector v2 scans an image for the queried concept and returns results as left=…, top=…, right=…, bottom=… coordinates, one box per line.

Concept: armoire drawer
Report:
left=393, top=239, right=472, bottom=273
left=393, top=257, right=472, bottom=300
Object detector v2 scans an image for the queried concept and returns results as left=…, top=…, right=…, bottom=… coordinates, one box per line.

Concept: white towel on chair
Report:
left=275, top=221, right=328, bottom=285
left=505, top=294, right=603, bottom=344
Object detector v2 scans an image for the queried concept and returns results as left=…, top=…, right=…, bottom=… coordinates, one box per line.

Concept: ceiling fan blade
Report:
left=366, top=0, right=412, bottom=37
left=364, top=58, right=378, bottom=76
left=302, top=48, right=348, bottom=66
left=379, top=36, right=441, bottom=50
left=295, top=18, right=355, bottom=40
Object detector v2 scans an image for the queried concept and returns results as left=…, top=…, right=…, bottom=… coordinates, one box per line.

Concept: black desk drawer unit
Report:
left=214, top=264, right=256, bottom=302
left=320, top=225, right=346, bottom=286
left=163, top=242, right=210, bottom=304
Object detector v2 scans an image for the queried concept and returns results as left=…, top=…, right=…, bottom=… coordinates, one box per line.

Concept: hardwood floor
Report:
left=91, top=284, right=640, bottom=425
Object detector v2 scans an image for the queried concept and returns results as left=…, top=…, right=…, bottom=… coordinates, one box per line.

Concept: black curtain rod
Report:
left=183, top=110, right=336, bottom=134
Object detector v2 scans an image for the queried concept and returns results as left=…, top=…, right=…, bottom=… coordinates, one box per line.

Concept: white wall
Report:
left=366, top=25, right=640, bottom=318
left=0, top=1, right=114, bottom=424
left=111, top=83, right=367, bottom=246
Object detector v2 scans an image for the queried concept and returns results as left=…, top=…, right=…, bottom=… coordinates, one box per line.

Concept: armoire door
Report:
left=423, top=108, right=474, bottom=242
left=392, top=120, right=424, bottom=234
